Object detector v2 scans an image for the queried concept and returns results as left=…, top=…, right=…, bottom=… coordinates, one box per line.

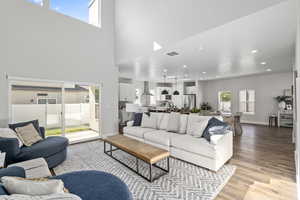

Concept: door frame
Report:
left=7, top=76, right=102, bottom=142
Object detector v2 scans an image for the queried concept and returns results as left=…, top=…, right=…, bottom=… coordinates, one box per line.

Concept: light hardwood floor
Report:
left=216, top=124, right=297, bottom=200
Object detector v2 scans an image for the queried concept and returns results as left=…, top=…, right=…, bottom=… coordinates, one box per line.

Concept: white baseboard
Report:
left=240, top=120, right=268, bottom=126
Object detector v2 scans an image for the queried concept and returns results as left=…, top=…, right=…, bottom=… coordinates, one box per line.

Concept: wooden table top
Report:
left=104, top=135, right=170, bottom=164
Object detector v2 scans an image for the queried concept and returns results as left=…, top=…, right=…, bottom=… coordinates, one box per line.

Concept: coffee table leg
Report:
left=110, top=143, right=113, bottom=156
left=149, top=164, right=152, bottom=182
left=136, top=158, right=139, bottom=173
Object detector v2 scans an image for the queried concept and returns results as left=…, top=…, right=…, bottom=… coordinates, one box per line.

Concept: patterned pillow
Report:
left=202, top=118, right=230, bottom=142
left=15, top=124, right=43, bottom=147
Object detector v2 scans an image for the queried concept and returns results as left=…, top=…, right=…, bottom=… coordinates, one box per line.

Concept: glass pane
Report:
left=239, top=90, right=247, bottom=101
left=50, top=0, right=90, bottom=23
left=64, top=84, right=100, bottom=142
left=10, top=81, right=62, bottom=137
left=248, top=90, right=255, bottom=102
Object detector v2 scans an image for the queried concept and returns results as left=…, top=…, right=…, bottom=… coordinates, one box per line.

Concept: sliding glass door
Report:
left=10, top=80, right=63, bottom=137
left=9, top=78, right=101, bottom=143
left=64, top=83, right=100, bottom=142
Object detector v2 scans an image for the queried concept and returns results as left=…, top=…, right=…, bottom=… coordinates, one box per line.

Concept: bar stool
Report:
left=269, top=115, right=278, bottom=127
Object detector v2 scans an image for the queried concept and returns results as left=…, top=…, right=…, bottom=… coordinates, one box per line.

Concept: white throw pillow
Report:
left=1, top=177, right=66, bottom=196
left=0, top=194, right=82, bottom=200
left=141, top=113, right=157, bottom=129
left=190, top=119, right=210, bottom=138
left=187, top=114, right=212, bottom=135
left=178, top=114, right=188, bottom=134
left=158, top=113, right=169, bottom=130
left=0, top=128, right=23, bottom=147
left=167, top=112, right=180, bottom=133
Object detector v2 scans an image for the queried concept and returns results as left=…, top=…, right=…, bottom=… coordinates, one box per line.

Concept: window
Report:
left=37, top=98, right=57, bottom=104
left=25, top=0, right=101, bottom=27
left=239, top=89, right=255, bottom=114
left=218, top=91, right=232, bottom=113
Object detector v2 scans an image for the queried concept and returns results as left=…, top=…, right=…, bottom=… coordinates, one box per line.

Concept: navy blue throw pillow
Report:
left=0, top=185, right=8, bottom=195
left=9, top=120, right=41, bottom=136
left=202, top=117, right=230, bottom=142
left=133, top=113, right=143, bottom=126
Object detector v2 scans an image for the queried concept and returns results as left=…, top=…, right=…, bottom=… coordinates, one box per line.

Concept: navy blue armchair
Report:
left=0, top=127, right=69, bottom=169
left=0, top=167, right=133, bottom=200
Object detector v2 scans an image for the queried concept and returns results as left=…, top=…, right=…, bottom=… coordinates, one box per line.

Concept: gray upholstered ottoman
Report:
left=8, top=158, right=51, bottom=178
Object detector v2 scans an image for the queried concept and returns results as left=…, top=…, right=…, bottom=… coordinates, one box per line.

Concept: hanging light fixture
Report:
left=161, top=74, right=169, bottom=95
left=173, top=77, right=180, bottom=95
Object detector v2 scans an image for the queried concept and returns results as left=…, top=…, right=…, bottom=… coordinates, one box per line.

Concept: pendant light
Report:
left=161, top=74, right=169, bottom=95
left=173, top=77, right=180, bottom=95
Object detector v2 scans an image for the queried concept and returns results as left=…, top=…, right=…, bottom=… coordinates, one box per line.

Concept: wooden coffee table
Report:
left=103, top=135, right=170, bottom=182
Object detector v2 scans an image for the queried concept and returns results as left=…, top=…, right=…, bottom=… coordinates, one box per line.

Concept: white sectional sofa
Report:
left=124, top=113, right=233, bottom=172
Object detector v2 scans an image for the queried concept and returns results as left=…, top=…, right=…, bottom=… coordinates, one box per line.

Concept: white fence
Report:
left=12, top=104, right=91, bottom=129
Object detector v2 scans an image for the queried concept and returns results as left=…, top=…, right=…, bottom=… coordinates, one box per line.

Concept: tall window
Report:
left=239, top=89, right=255, bottom=114
left=25, top=0, right=101, bottom=27
left=218, top=91, right=232, bottom=113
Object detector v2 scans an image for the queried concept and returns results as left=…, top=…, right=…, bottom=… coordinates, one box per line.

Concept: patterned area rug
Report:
left=54, top=141, right=236, bottom=200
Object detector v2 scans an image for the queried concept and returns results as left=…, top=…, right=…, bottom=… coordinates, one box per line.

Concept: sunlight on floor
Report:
left=65, top=130, right=100, bottom=143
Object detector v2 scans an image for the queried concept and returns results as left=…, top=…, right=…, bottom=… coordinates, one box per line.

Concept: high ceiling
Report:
left=116, top=0, right=296, bottom=82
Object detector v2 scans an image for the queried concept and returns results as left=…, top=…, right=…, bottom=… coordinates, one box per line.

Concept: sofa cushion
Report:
left=178, top=114, right=188, bottom=134
left=171, top=134, right=216, bottom=159
left=190, top=119, right=210, bottom=138
left=167, top=112, right=180, bottom=133
left=187, top=115, right=212, bottom=135
left=123, top=127, right=155, bottom=139
left=16, top=137, right=68, bottom=161
left=144, top=130, right=175, bottom=147
left=158, top=113, right=169, bottom=130
left=141, top=114, right=157, bottom=129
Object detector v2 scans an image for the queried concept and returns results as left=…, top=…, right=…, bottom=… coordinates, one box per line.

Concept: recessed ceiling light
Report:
left=266, top=68, right=272, bottom=72
left=199, top=46, right=204, bottom=51
left=251, top=49, right=258, bottom=54
left=183, top=65, right=187, bottom=68
left=261, top=62, right=267, bottom=65
left=163, top=69, right=168, bottom=73
left=202, top=72, right=207, bottom=74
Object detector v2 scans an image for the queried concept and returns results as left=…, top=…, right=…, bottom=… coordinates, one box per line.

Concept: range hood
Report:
left=142, top=81, right=153, bottom=96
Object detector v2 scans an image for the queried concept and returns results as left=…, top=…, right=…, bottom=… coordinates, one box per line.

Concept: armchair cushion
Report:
left=0, top=166, right=26, bottom=195
left=16, top=137, right=68, bottom=162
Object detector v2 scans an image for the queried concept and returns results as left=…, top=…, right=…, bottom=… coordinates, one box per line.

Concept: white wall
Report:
left=0, top=0, right=118, bottom=136
left=202, top=72, right=293, bottom=125
left=115, top=0, right=285, bottom=63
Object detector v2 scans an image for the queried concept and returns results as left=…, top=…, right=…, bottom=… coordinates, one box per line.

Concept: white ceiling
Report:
left=118, top=0, right=296, bottom=82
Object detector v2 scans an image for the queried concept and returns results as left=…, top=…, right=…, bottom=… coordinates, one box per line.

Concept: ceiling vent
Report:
left=166, top=51, right=179, bottom=56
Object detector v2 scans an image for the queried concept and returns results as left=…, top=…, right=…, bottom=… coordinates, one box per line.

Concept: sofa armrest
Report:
left=127, top=121, right=134, bottom=127
left=0, top=138, right=20, bottom=166
left=0, top=166, right=25, bottom=179
left=39, top=127, right=46, bottom=139
left=210, top=130, right=233, bottom=145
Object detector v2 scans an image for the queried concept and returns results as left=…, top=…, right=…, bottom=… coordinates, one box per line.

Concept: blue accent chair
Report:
left=0, top=167, right=133, bottom=200
left=0, top=127, right=69, bottom=168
